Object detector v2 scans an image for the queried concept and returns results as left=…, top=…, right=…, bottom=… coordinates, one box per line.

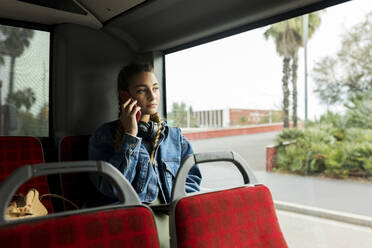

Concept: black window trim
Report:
left=164, top=0, right=351, bottom=55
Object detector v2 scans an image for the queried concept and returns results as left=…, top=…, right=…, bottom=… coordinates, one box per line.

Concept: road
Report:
left=190, top=131, right=277, bottom=171
left=190, top=132, right=277, bottom=190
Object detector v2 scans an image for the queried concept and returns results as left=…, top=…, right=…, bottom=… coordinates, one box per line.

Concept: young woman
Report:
left=88, top=63, right=202, bottom=247
left=88, top=63, right=202, bottom=202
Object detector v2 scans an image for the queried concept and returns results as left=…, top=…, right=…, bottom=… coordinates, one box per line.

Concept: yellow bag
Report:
left=6, top=188, right=48, bottom=219
left=6, top=188, right=79, bottom=220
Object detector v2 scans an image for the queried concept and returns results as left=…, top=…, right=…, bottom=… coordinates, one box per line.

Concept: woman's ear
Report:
left=119, top=90, right=126, bottom=100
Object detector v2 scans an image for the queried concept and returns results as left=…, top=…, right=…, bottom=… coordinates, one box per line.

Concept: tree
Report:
left=240, top=116, right=247, bottom=125
left=259, top=110, right=283, bottom=124
left=264, top=22, right=295, bottom=128
left=264, top=13, right=321, bottom=127
left=168, top=102, right=187, bottom=127
left=313, top=12, right=372, bottom=105
left=18, top=111, right=37, bottom=136
left=7, top=87, right=36, bottom=111
left=0, top=26, right=34, bottom=97
left=187, top=106, right=199, bottom=128
left=345, top=92, right=372, bottom=129
left=36, top=103, right=49, bottom=136
left=167, top=102, right=199, bottom=128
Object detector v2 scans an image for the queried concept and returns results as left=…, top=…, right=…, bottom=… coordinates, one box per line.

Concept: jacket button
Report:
left=130, top=143, right=135, bottom=149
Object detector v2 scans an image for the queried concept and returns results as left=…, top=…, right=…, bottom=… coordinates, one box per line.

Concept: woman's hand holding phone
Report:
left=120, top=98, right=141, bottom=137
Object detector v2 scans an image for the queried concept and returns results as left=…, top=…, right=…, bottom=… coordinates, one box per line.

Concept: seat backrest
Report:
left=0, top=136, right=52, bottom=212
left=59, top=135, right=91, bottom=209
left=170, top=152, right=288, bottom=248
left=173, top=185, right=287, bottom=248
left=0, top=161, right=160, bottom=248
left=59, top=135, right=90, bottom=162
left=0, top=205, right=159, bottom=248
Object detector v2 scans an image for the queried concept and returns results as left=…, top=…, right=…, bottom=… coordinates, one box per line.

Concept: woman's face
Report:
left=127, top=71, right=160, bottom=115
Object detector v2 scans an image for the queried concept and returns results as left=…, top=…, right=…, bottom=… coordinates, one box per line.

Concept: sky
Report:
left=165, top=0, right=371, bottom=121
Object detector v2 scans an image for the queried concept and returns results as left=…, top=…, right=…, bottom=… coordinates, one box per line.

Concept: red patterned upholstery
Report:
left=0, top=206, right=160, bottom=248
left=59, top=135, right=90, bottom=162
left=59, top=135, right=91, bottom=208
left=174, top=185, right=288, bottom=248
left=0, top=137, right=53, bottom=212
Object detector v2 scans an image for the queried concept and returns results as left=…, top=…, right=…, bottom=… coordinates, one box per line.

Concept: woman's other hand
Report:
left=120, top=98, right=141, bottom=136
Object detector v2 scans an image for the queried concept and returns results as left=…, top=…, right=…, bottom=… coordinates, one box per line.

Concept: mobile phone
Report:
left=120, top=90, right=141, bottom=123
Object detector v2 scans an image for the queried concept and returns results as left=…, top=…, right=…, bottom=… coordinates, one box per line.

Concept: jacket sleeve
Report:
left=180, top=133, right=202, bottom=193
left=88, top=126, right=143, bottom=199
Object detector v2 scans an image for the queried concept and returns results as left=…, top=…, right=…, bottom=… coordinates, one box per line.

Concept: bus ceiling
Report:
left=0, top=0, right=350, bottom=52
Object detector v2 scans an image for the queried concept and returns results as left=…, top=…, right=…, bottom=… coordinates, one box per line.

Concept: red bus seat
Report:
left=59, top=135, right=90, bottom=161
left=173, top=185, right=287, bottom=247
left=170, top=152, right=288, bottom=248
left=0, top=161, right=160, bottom=248
left=0, top=136, right=53, bottom=212
left=0, top=205, right=159, bottom=248
left=59, top=135, right=91, bottom=209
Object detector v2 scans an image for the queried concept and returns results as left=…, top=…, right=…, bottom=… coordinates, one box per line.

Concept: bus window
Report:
left=165, top=0, right=372, bottom=247
left=0, top=24, right=50, bottom=137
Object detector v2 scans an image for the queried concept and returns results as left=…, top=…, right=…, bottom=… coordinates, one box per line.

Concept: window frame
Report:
left=0, top=17, right=54, bottom=139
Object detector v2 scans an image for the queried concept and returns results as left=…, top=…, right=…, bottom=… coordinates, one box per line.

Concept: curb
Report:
left=274, top=200, right=372, bottom=229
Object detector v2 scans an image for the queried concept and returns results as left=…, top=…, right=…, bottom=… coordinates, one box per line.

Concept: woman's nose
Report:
left=147, top=90, right=156, bottom=100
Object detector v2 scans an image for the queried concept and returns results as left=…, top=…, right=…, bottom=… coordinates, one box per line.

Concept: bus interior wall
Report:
left=52, top=24, right=135, bottom=140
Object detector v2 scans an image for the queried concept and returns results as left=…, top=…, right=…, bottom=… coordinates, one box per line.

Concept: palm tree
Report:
left=7, top=87, right=36, bottom=111
left=264, top=13, right=321, bottom=128
left=0, top=26, right=34, bottom=98
left=264, top=21, right=299, bottom=128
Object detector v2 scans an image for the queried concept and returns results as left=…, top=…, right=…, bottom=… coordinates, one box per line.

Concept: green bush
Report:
left=275, top=133, right=331, bottom=175
left=275, top=128, right=304, bottom=146
left=344, top=128, right=372, bottom=143
left=323, top=144, right=349, bottom=178
left=317, top=111, right=347, bottom=129
left=275, top=122, right=372, bottom=179
left=276, top=144, right=306, bottom=173
left=275, top=91, right=372, bottom=179
left=303, top=126, right=337, bottom=145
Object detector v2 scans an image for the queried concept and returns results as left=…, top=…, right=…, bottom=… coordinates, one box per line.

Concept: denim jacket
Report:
left=88, top=120, right=202, bottom=203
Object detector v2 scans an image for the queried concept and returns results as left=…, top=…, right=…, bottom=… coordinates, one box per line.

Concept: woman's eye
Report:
left=137, top=89, right=146, bottom=93
left=153, top=87, right=159, bottom=91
